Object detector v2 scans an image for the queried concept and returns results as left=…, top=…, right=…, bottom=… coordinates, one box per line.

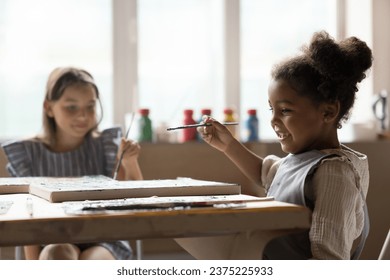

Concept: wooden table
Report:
left=0, top=194, right=311, bottom=259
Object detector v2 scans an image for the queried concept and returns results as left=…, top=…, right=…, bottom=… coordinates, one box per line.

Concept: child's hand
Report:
left=115, top=138, right=143, bottom=181
left=197, top=116, right=235, bottom=153
left=118, top=138, right=141, bottom=166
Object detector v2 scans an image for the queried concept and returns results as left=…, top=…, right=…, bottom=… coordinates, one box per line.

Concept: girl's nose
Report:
left=77, top=108, right=88, bottom=119
left=270, top=112, right=277, bottom=128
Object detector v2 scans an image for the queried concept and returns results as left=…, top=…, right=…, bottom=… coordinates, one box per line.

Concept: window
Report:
left=0, top=0, right=112, bottom=139
left=0, top=0, right=374, bottom=142
left=134, top=0, right=340, bottom=141
left=240, top=0, right=337, bottom=139
left=137, top=0, right=224, bottom=131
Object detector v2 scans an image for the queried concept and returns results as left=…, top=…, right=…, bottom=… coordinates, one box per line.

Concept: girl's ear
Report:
left=321, top=101, right=340, bottom=123
left=44, top=100, right=54, bottom=118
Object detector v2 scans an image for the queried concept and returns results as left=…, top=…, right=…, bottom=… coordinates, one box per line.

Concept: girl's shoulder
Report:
left=316, top=145, right=368, bottom=181
left=93, top=126, right=122, bottom=141
left=93, top=126, right=122, bottom=145
left=319, top=145, right=369, bottom=196
left=261, top=155, right=283, bottom=190
left=2, top=137, right=45, bottom=155
left=101, top=126, right=122, bottom=138
left=1, top=138, right=46, bottom=176
left=320, top=144, right=367, bottom=166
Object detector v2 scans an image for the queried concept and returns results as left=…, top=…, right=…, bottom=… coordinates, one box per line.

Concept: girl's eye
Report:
left=66, top=105, right=78, bottom=112
left=268, top=105, right=292, bottom=115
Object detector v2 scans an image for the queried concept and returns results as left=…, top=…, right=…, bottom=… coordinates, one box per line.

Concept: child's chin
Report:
left=280, top=144, right=298, bottom=154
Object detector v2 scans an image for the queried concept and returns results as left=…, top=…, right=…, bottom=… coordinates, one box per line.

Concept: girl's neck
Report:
left=51, top=134, right=85, bottom=153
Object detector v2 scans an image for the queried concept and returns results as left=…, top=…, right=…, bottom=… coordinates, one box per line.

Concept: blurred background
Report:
left=1, top=0, right=385, bottom=142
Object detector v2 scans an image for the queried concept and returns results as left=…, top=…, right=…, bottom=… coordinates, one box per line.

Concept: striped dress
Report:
left=1, top=127, right=133, bottom=260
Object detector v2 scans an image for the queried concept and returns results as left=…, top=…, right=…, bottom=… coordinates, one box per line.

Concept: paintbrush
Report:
left=167, top=122, right=239, bottom=131
left=113, top=112, right=135, bottom=180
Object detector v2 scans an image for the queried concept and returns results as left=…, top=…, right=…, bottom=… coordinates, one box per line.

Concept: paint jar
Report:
left=245, top=109, right=259, bottom=142
left=182, top=109, right=197, bottom=142
left=138, top=108, right=153, bottom=142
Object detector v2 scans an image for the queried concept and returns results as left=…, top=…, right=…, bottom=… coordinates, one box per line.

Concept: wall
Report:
left=372, top=0, right=390, bottom=94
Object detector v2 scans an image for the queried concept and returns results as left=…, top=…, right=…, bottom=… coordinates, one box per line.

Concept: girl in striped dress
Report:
left=2, top=67, right=143, bottom=260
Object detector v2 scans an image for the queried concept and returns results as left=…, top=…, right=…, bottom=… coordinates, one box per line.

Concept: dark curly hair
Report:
left=271, top=31, right=373, bottom=128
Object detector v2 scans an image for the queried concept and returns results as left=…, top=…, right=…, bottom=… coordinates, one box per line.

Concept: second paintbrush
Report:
left=167, top=122, right=239, bottom=131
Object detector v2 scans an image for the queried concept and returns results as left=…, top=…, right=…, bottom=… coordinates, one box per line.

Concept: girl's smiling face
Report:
left=268, top=79, right=338, bottom=154
left=44, top=83, right=98, bottom=150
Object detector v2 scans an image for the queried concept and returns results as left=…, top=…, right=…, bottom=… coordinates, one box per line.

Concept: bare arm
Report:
left=224, top=138, right=263, bottom=194
left=198, top=118, right=263, bottom=196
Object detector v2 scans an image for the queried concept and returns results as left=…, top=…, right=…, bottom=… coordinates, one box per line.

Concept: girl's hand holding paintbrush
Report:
left=114, top=139, right=143, bottom=180
left=117, top=139, right=141, bottom=165
left=197, top=116, right=238, bottom=153
left=113, top=113, right=143, bottom=181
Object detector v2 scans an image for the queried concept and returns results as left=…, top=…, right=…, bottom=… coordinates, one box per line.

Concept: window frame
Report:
left=113, top=0, right=378, bottom=139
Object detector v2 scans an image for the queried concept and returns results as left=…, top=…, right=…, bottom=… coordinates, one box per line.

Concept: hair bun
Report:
left=339, top=36, right=373, bottom=82
left=305, top=31, right=373, bottom=84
